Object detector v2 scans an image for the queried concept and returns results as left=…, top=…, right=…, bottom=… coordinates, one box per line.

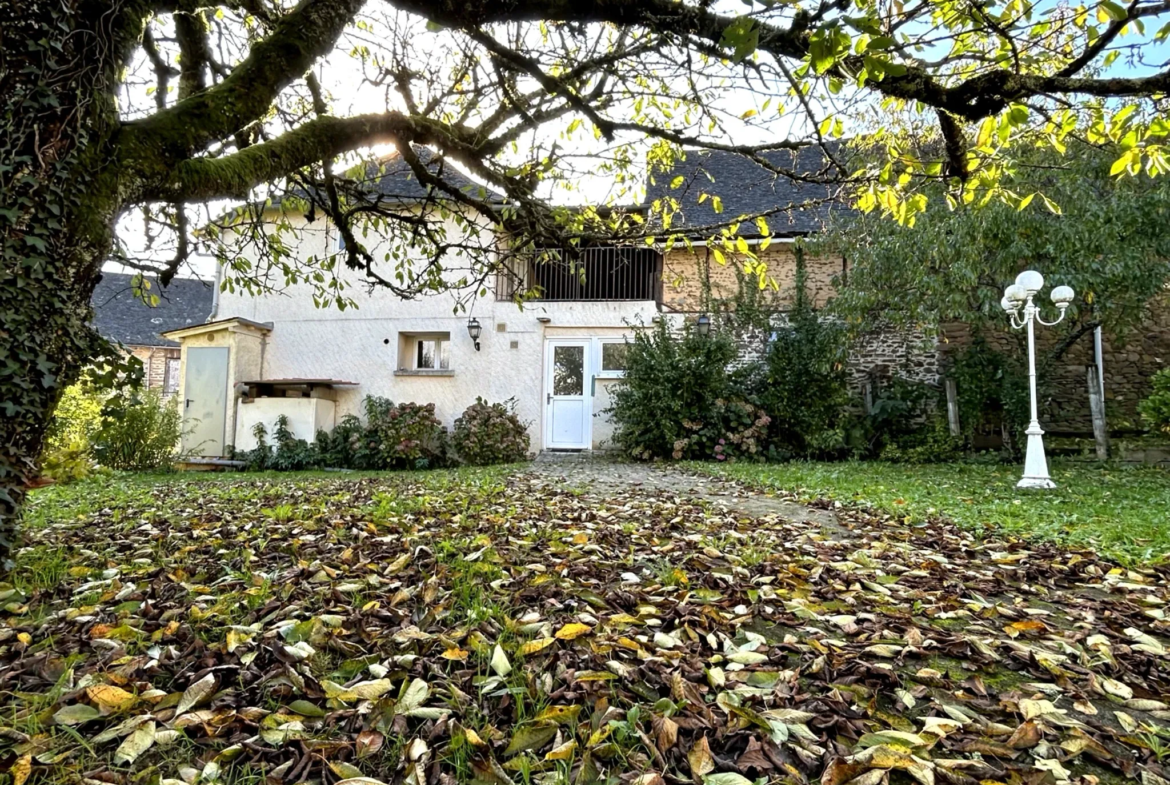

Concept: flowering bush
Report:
left=452, top=397, right=531, bottom=465
left=364, top=397, right=449, bottom=469
left=674, top=399, right=771, bottom=462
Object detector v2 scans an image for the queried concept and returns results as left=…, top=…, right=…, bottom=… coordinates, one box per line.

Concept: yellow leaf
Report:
left=520, top=638, right=556, bottom=656
left=545, top=740, right=578, bottom=760
left=87, top=684, right=138, bottom=713
left=16, top=632, right=31, bottom=645
left=442, top=647, right=470, bottom=661
left=11, top=755, right=31, bottom=785
left=688, top=737, right=715, bottom=778
left=535, top=705, right=582, bottom=725
left=555, top=623, right=592, bottom=641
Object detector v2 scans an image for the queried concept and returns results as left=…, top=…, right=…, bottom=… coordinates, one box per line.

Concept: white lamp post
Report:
left=1000, top=271, right=1075, bottom=489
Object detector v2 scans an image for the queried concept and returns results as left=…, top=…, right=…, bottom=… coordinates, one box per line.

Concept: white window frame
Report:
left=399, top=332, right=451, bottom=372
left=594, top=338, right=630, bottom=379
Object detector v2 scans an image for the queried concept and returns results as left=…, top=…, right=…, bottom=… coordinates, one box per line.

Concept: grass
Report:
left=694, top=458, right=1170, bottom=565
left=23, top=465, right=513, bottom=532
left=8, top=463, right=1170, bottom=785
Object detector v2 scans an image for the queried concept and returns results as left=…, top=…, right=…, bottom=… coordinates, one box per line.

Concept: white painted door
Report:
left=544, top=340, right=591, bottom=449
left=182, top=347, right=229, bottom=457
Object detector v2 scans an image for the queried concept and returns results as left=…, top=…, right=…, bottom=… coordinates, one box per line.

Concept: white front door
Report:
left=182, top=346, right=229, bottom=457
left=544, top=339, right=591, bottom=449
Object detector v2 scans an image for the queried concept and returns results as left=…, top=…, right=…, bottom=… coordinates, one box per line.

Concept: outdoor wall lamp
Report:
left=696, top=314, right=711, bottom=337
left=1001, top=270, right=1074, bottom=489
left=467, top=317, right=482, bottom=351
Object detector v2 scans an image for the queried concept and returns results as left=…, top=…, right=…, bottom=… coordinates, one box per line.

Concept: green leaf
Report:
left=53, top=704, right=101, bottom=726
left=720, top=16, right=759, bottom=62
left=1100, top=1, right=1128, bottom=21
left=702, top=774, right=754, bottom=785
left=504, top=722, right=558, bottom=756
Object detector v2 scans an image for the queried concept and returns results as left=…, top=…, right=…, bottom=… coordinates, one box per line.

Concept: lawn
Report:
left=694, top=459, right=1170, bottom=565
left=2, top=468, right=1169, bottom=785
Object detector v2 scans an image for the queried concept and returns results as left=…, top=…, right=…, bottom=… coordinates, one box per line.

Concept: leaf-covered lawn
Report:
left=694, top=461, right=1170, bottom=566
left=4, top=468, right=1170, bottom=785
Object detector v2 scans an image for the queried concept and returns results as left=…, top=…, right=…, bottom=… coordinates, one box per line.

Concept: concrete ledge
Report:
left=394, top=369, right=455, bottom=377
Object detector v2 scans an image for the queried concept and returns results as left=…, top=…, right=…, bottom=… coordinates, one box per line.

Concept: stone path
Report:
left=529, top=451, right=842, bottom=530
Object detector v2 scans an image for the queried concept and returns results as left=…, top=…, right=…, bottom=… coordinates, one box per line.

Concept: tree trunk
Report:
left=0, top=0, right=137, bottom=570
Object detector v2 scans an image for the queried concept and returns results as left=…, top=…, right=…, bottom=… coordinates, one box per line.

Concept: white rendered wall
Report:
left=235, top=397, right=336, bottom=452
left=214, top=211, right=663, bottom=450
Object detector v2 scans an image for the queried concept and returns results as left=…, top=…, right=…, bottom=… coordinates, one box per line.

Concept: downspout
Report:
left=208, top=258, right=223, bottom=321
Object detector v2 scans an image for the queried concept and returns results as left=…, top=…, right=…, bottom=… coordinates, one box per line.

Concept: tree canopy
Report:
left=3, top=0, right=1170, bottom=563
left=824, top=143, right=1170, bottom=339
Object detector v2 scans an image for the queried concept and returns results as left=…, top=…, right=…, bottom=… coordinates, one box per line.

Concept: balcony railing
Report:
left=496, top=247, right=661, bottom=302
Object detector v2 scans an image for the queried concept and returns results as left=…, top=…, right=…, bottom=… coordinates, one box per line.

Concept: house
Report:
left=160, top=147, right=935, bottom=458
left=161, top=146, right=1167, bottom=458
left=91, top=272, right=215, bottom=395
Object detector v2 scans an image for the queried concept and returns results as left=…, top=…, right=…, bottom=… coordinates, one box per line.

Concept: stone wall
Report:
left=849, top=328, right=942, bottom=391
left=940, top=293, right=1170, bottom=434
left=129, top=345, right=181, bottom=397
left=661, top=245, right=844, bottom=312
left=661, top=247, right=942, bottom=394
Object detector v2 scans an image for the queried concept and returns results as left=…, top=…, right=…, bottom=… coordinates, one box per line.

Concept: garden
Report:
left=4, top=464, right=1170, bottom=785
left=37, top=381, right=532, bottom=486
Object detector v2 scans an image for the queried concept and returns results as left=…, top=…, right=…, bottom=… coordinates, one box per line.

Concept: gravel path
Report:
left=528, top=451, right=843, bottom=531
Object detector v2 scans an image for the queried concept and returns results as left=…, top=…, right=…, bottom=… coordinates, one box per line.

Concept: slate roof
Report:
left=271, top=147, right=507, bottom=209
left=91, top=273, right=215, bottom=348
left=644, top=146, right=847, bottom=237
left=360, top=147, right=507, bottom=205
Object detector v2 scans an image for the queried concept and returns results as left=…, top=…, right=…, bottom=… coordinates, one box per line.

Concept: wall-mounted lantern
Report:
left=695, top=314, right=711, bottom=338
left=467, top=317, right=483, bottom=351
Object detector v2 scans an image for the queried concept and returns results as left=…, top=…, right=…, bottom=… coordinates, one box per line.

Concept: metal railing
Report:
left=496, top=247, right=661, bottom=302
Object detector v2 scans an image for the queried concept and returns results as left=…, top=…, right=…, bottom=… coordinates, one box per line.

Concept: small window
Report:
left=164, top=357, right=181, bottom=394
left=599, top=341, right=629, bottom=377
left=415, top=337, right=449, bottom=370
left=398, top=332, right=452, bottom=373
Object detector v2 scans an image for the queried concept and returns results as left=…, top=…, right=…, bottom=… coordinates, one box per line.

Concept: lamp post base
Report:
left=1017, top=429, right=1055, bottom=489
left=1017, top=475, right=1057, bottom=489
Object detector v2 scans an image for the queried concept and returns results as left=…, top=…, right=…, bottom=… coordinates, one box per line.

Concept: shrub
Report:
left=676, top=398, right=771, bottom=462
left=1139, top=368, right=1170, bottom=436
left=237, top=422, right=273, bottom=471
left=750, top=303, right=850, bottom=458
left=845, top=376, right=955, bottom=459
left=364, top=397, right=449, bottom=469
left=608, top=319, right=738, bottom=460
left=948, top=335, right=1029, bottom=454
left=92, top=389, right=183, bottom=471
left=267, top=416, right=316, bottom=471
left=41, top=382, right=105, bottom=483
left=317, top=412, right=381, bottom=469
left=452, top=397, right=530, bottom=465
left=44, top=382, right=104, bottom=456
left=40, top=440, right=94, bottom=484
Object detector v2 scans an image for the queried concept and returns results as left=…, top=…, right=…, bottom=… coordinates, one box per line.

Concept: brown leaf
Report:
left=1006, top=720, right=1043, bottom=749
left=356, top=730, right=384, bottom=759
left=736, top=737, right=774, bottom=774
left=653, top=715, right=678, bottom=754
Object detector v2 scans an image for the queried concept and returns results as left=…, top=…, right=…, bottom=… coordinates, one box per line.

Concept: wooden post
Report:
left=944, top=378, right=961, bottom=437
left=862, top=380, right=873, bottom=414
left=1087, top=363, right=1109, bottom=461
